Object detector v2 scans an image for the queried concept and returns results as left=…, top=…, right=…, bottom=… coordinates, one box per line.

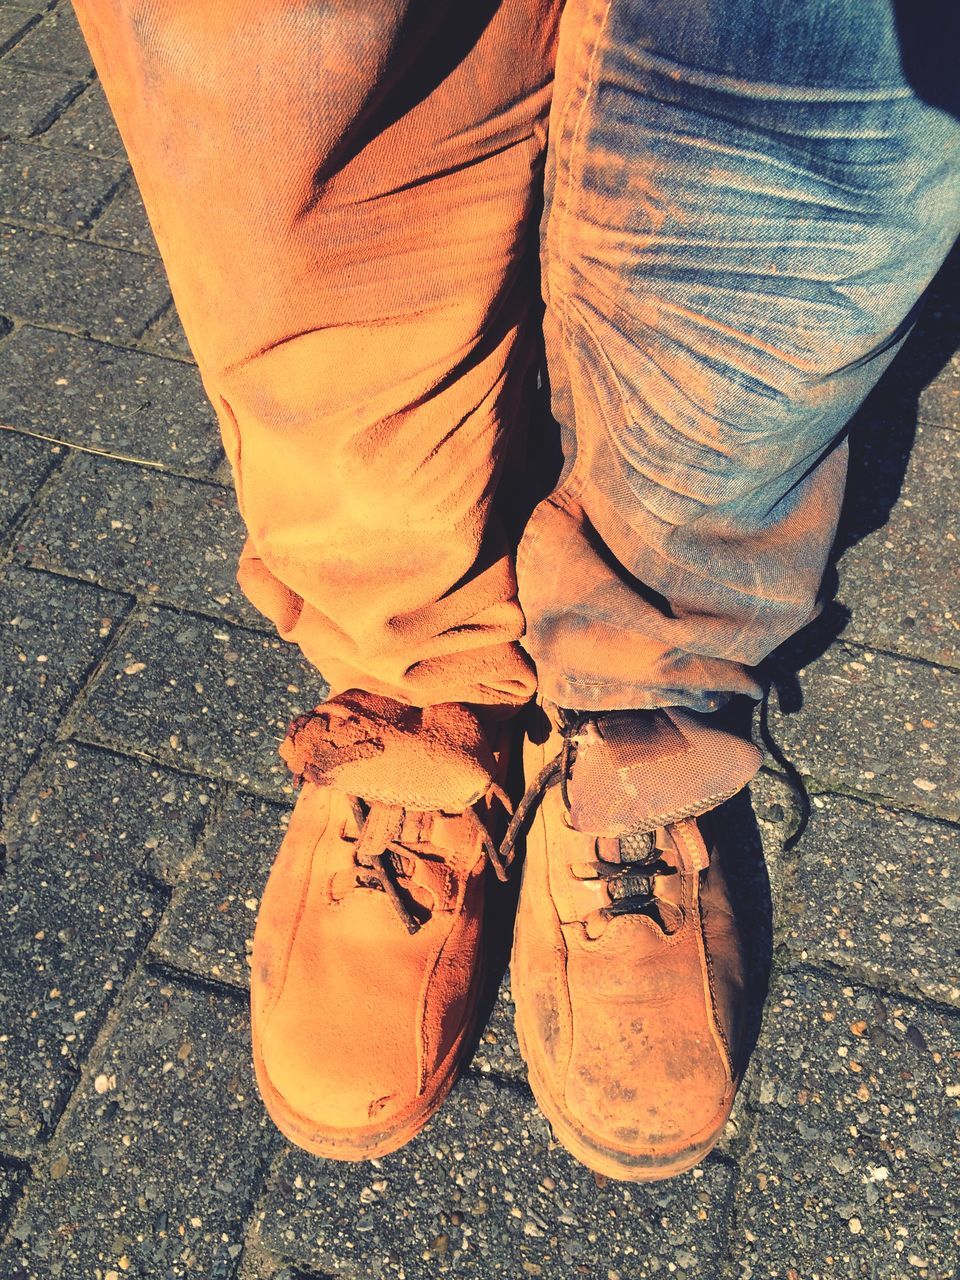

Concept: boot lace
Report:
left=346, top=792, right=510, bottom=936
left=498, top=711, right=672, bottom=925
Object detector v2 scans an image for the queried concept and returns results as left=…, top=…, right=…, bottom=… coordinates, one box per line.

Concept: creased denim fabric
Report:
left=519, top=0, right=960, bottom=711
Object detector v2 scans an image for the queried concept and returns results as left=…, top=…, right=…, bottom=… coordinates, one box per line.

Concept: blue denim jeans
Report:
left=75, top=0, right=960, bottom=713
left=518, top=0, right=960, bottom=712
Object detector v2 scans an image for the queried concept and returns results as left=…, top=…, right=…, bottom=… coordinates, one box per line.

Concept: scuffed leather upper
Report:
left=251, top=691, right=499, bottom=1151
left=513, top=703, right=756, bottom=1169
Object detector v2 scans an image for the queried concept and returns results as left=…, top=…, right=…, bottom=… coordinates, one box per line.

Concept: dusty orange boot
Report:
left=251, top=690, right=510, bottom=1160
left=506, top=702, right=762, bottom=1181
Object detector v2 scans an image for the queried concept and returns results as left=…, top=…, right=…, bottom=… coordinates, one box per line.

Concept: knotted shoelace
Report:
left=346, top=792, right=510, bottom=935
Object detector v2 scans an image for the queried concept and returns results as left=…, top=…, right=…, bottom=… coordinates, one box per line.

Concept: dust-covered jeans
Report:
left=72, top=0, right=960, bottom=712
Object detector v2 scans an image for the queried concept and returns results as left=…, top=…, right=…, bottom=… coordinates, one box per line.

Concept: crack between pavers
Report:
left=132, top=282, right=179, bottom=345
left=84, top=170, right=156, bottom=240
left=828, top=634, right=960, bottom=678
left=704, top=1150, right=743, bottom=1280
left=0, top=306, right=198, bottom=369
left=0, top=736, right=231, bottom=867
left=758, top=762, right=960, bottom=830
left=0, top=786, right=231, bottom=1169
left=239, top=1149, right=339, bottom=1280
left=920, top=415, right=959, bottom=435
left=18, top=442, right=238, bottom=491
left=0, top=910, right=167, bottom=1170
left=40, top=585, right=139, bottom=739
left=67, top=731, right=296, bottom=806
left=21, top=74, right=92, bottom=143
left=0, top=207, right=160, bottom=261
left=771, top=945, right=960, bottom=1017
left=3, top=313, right=199, bottom=366
left=0, top=215, right=167, bottom=326
left=0, top=434, right=74, bottom=564
left=0, top=564, right=136, bottom=814
left=72, top=169, right=139, bottom=239
left=0, top=146, right=132, bottom=253
left=766, top=955, right=960, bottom=1024
left=0, top=421, right=229, bottom=484
left=0, top=13, right=41, bottom=60
left=135, top=295, right=186, bottom=348
left=110, top=594, right=292, bottom=639
left=144, top=956, right=250, bottom=1002
left=11, top=553, right=273, bottom=636
left=141, top=779, right=252, bottom=984
left=0, top=798, right=246, bottom=1189
left=30, top=134, right=131, bottom=164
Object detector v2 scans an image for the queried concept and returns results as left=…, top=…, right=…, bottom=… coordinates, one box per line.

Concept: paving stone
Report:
left=258, top=1074, right=735, bottom=1280
left=0, top=64, right=82, bottom=139
left=151, top=790, right=288, bottom=988
left=75, top=606, right=326, bottom=797
left=0, top=565, right=126, bottom=806
left=768, top=642, right=960, bottom=818
left=0, top=974, right=282, bottom=1279
left=0, top=746, right=178, bottom=1153
left=733, top=967, right=960, bottom=1279
left=0, top=138, right=125, bottom=228
left=0, top=325, right=220, bottom=471
left=0, top=7, right=37, bottom=54
left=92, top=174, right=159, bottom=254
left=3, top=740, right=216, bottom=887
left=0, top=223, right=168, bottom=338
left=18, top=453, right=260, bottom=624
left=0, top=428, right=60, bottom=535
left=5, top=4, right=94, bottom=75
left=38, top=77, right=123, bottom=155
left=837, top=423, right=959, bottom=667
left=779, top=795, right=960, bottom=1007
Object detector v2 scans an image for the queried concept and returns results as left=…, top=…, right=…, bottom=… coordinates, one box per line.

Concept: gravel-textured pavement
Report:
left=1, top=7, right=958, bottom=1279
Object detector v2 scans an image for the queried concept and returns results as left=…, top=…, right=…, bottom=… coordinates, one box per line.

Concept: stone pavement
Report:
left=0, top=7, right=958, bottom=1279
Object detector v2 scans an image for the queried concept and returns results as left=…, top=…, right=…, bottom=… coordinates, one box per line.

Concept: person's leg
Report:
left=520, top=0, right=960, bottom=713
left=510, top=0, right=960, bottom=1182
left=70, top=0, right=563, bottom=1159
left=72, top=0, right=560, bottom=709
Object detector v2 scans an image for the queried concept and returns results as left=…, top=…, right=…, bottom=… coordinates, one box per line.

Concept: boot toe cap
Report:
left=548, top=1025, right=734, bottom=1178
left=254, top=995, right=419, bottom=1156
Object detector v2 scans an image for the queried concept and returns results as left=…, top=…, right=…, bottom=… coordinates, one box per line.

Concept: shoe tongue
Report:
left=566, top=707, right=761, bottom=837
left=280, top=690, right=496, bottom=812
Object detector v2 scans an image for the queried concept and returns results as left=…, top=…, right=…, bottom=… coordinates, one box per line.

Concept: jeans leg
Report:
left=519, top=0, right=960, bottom=712
left=71, top=0, right=561, bottom=707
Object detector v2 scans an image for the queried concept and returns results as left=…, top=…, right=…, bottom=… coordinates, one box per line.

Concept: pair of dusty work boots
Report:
left=250, top=688, right=762, bottom=1181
